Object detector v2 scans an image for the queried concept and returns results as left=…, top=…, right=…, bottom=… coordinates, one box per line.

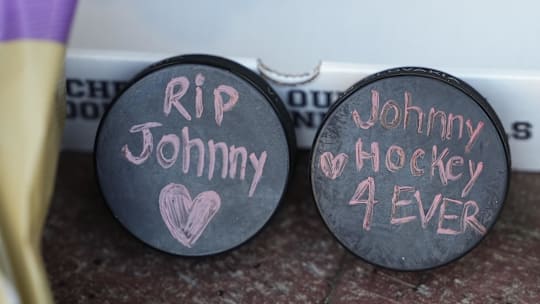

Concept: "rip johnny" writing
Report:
left=120, top=74, right=268, bottom=197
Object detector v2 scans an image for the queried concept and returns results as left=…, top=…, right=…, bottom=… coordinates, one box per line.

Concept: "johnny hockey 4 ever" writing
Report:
left=319, top=89, right=487, bottom=236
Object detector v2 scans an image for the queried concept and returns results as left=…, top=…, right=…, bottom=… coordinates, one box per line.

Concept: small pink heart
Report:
left=159, top=183, right=221, bottom=248
left=320, top=152, right=348, bottom=179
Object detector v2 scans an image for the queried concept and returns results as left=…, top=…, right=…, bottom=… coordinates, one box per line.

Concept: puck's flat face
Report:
left=311, top=70, right=509, bottom=270
left=95, top=57, right=293, bottom=256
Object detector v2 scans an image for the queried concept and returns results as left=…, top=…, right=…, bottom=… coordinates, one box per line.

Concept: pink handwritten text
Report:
left=164, top=74, right=239, bottom=126
left=351, top=90, right=484, bottom=154
left=122, top=74, right=267, bottom=198
left=321, top=90, right=489, bottom=236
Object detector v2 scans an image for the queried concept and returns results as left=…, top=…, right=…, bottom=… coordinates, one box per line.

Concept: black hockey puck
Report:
left=95, top=55, right=296, bottom=256
left=310, top=67, right=510, bottom=270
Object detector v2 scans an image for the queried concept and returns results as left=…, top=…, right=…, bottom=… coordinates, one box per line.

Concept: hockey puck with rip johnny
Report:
left=94, top=54, right=296, bottom=256
left=310, top=67, right=510, bottom=270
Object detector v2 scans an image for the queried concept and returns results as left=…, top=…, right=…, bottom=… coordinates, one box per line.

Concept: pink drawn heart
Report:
left=159, top=183, right=221, bottom=248
left=320, top=152, right=348, bottom=179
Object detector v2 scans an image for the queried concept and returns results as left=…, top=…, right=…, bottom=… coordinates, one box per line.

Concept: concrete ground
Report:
left=43, top=151, right=540, bottom=303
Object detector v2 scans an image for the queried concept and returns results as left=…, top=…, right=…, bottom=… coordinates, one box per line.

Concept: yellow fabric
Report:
left=0, top=41, right=65, bottom=304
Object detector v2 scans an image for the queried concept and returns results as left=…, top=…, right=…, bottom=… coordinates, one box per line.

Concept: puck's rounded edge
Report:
left=309, top=66, right=511, bottom=271
left=94, top=54, right=296, bottom=257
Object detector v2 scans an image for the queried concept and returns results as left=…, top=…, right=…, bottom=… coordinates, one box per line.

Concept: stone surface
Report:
left=43, top=151, right=540, bottom=303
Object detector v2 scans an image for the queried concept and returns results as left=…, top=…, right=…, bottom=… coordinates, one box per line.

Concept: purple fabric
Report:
left=0, top=0, right=77, bottom=43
